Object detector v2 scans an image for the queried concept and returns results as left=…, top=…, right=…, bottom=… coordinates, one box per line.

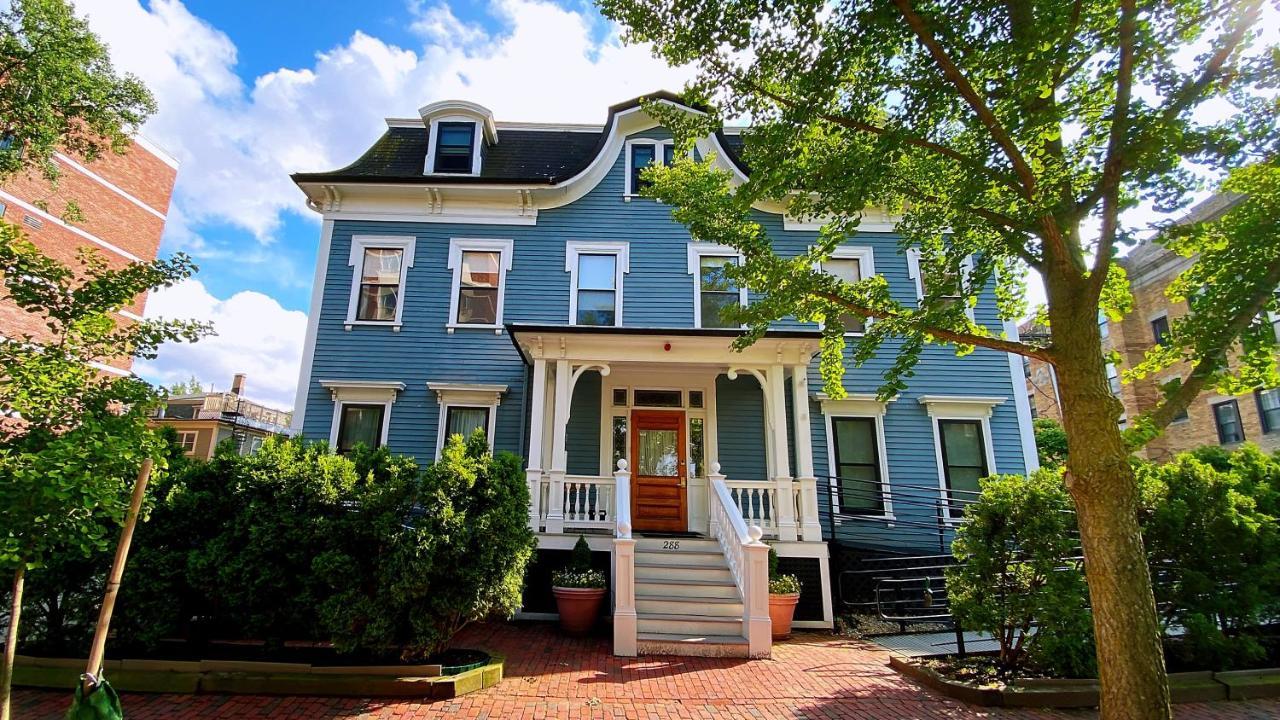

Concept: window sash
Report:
left=444, top=406, right=490, bottom=441
left=434, top=122, right=475, bottom=173
left=1257, top=388, right=1280, bottom=434
left=575, top=253, right=619, bottom=326
left=1213, top=400, right=1244, bottom=444
left=456, top=250, right=501, bottom=324
left=1151, top=316, right=1171, bottom=346
left=337, top=404, right=385, bottom=452
left=630, top=144, right=655, bottom=193
left=821, top=257, right=866, bottom=334
left=356, top=248, right=404, bottom=321
left=698, top=255, right=740, bottom=328
left=938, top=419, right=987, bottom=515
left=832, top=417, right=883, bottom=514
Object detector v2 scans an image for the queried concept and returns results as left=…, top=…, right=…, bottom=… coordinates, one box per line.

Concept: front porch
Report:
left=510, top=325, right=833, bottom=658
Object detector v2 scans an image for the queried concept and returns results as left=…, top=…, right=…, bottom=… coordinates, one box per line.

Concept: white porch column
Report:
left=767, top=365, right=797, bottom=541
left=791, top=364, right=823, bottom=542
left=525, top=358, right=548, bottom=532
left=545, top=359, right=572, bottom=534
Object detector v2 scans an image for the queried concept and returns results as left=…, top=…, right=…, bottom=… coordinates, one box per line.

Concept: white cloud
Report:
left=76, top=0, right=692, bottom=241
left=134, top=280, right=307, bottom=410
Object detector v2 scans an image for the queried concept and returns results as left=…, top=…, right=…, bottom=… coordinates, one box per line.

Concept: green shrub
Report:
left=315, top=430, right=535, bottom=659
left=1137, top=445, right=1280, bottom=669
left=1032, top=418, right=1069, bottom=470
left=946, top=470, right=1095, bottom=678
left=551, top=535, right=605, bottom=588
left=766, top=545, right=801, bottom=595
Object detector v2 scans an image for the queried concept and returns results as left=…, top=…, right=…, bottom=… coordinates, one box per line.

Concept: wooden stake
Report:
left=83, top=458, right=153, bottom=691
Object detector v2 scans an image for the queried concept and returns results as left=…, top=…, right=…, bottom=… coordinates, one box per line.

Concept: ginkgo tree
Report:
left=599, top=1, right=1280, bottom=718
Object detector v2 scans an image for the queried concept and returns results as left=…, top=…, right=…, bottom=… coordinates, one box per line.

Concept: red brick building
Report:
left=0, top=136, right=179, bottom=372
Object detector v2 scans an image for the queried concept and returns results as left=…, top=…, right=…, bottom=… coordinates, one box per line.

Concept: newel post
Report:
left=612, top=459, right=637, bottom=656
left=743, top=525, right=772, bottom=658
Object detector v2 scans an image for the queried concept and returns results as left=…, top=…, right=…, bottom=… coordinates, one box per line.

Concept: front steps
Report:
left=632, top=537, right=750, bottom=657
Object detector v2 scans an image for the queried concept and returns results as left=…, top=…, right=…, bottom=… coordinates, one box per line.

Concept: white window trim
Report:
left=447, top=238, right=514, bottom=333
left=820, top=395, right=895, bottom=521
left=320, top=380, right=405, bottom=449
left=919, top=395, right=1002, bottom=522
left=813, top=246, right=876, bottom=336
left=176, top=431, right=198, bottom=454
left=429, top=382, right=507, bottom=458
left=566, top=241, right=630, bottom=327
left=623, top=138, right=675, bottom=199
left=345, top=235, right=416, bottom=331
left=424, top=116, right=483, bottom=176
left=687, top=242, right=747, bottom=329
left=906, top=248, right=975, bottom=322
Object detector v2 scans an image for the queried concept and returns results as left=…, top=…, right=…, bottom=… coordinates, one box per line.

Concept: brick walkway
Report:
left=12, top=622, right=1280, bottom=719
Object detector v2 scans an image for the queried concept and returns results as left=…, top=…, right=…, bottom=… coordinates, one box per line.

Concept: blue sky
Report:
left=74, top=0, right=690, bottom=407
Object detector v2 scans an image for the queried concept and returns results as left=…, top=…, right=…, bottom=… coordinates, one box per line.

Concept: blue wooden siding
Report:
left=300, top=123, right=1028, bottom=552
left=714, top=375, right=768, bottom=480
left=566, top=371, right=602, bottom=475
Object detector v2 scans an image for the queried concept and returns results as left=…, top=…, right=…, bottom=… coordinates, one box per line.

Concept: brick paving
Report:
left=11, top=622, right=1280, bottom=719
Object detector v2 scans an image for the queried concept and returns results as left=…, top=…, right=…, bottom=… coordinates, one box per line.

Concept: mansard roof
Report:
left=291, top=91, right=748, bottom=186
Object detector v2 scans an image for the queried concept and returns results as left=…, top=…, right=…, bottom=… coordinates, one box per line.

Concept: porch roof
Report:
left=506, top=324, right=822, bottom=367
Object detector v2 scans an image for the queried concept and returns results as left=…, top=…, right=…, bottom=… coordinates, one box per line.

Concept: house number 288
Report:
left=662, top=541, right=681, bottom=550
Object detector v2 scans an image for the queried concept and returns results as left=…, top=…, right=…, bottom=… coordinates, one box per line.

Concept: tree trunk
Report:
left=1050, top=294, right=1171, bottom=720
left=1, top=566, right=25, bottom=720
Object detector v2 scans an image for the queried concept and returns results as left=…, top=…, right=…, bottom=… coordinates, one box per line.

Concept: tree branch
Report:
left=1075, top=0, right=1262, bottom=217
left=891, top=0, right=1038, bottom=199
left=1088, top=0, right=1138, bottom=294
left=718, top=64, right=1025, bottom=195
left=1146, top=257, right=1280, bottom=431
left=813, top=290, right=1054, bottom=362
left=893, top=184, right=1043, bottom=268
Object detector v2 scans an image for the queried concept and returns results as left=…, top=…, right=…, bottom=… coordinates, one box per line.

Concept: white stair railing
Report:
left=612, top=459, right=637, bottom=656
left=708, top=463, right=772, bottom=657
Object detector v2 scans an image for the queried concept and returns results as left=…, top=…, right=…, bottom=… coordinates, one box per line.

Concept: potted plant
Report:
left=551, top=535, right=606, bottom=635
left=767, top=546, right=802, bottom=639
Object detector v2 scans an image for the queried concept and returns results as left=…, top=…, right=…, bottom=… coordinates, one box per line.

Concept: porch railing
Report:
left=724, top=479, right=812, bottom=541
left=538, top=474, right=616, bottom=531
left=708, top=464, right=771, bottom=657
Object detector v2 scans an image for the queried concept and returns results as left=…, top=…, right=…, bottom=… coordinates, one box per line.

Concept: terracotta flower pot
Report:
left=552, top=586, right=606, bottom=635
left=769, top=592, right=800, bottom=639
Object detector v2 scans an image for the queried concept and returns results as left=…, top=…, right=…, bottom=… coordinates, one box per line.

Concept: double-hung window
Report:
left=832, top=417, right=885, bottom=515
left=1212, top=399, right=1245, bottom=444
left=697, top=254, right=741, bottom=328
left=429, top=383, right=506, bottom=457
left=447, top=239, right=513, bottom=330
left=176, top=431, right=197, bottom=454
left=938, top=419, right=988, bottom=516
left=819, top=247, right=874, bottom=335
left=1256, top=388, right=1280, bottom=434
left=907, top=248, right=973, bottom=321
left=346, top=236, right=415, bottom=329
left=627, top=139, right=675, bottom=196
left=566, top=242, right=628, bottom=326
left=356, top=248, right=403, bottom=321
left=1106, top=362, right=1121, bottom=394
left=1151, top=314, right=1171, bottom=346
left=433, top=122, right=476, bottom=174
left=336, top=404, right=385, bottom=452
left=445, top=405, right=490, bottom=440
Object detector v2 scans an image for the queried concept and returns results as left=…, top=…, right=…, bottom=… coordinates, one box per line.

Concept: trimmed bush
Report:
left=1137, top=444, right=1280, bottom=669
left=946, top=470, right=1095, bottom=678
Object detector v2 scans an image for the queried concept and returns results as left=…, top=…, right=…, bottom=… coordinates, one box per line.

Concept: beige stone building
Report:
left=150, top=374, right=294, bottom=460
left=1022, top=194, right=1279, bottom=461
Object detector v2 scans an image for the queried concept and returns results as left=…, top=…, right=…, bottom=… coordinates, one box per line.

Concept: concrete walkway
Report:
left=12, top=622, right=1280, bottom=719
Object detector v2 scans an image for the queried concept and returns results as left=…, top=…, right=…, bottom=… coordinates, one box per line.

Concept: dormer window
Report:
left=626, top=139, right=676, bottom=197
left=434, top=122, right=476, bottom=174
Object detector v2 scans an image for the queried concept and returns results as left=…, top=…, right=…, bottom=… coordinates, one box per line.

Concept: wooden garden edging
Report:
left=889, top=655, right=1280, bottom=708
left=12, top=653, right=503, bottom=699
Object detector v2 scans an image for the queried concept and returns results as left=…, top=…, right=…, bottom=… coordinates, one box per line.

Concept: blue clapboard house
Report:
left=289, top=93, right=1037, bottom=658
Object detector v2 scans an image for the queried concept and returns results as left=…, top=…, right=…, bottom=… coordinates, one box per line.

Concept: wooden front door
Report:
left=630, top=409, right=687, bottom=533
